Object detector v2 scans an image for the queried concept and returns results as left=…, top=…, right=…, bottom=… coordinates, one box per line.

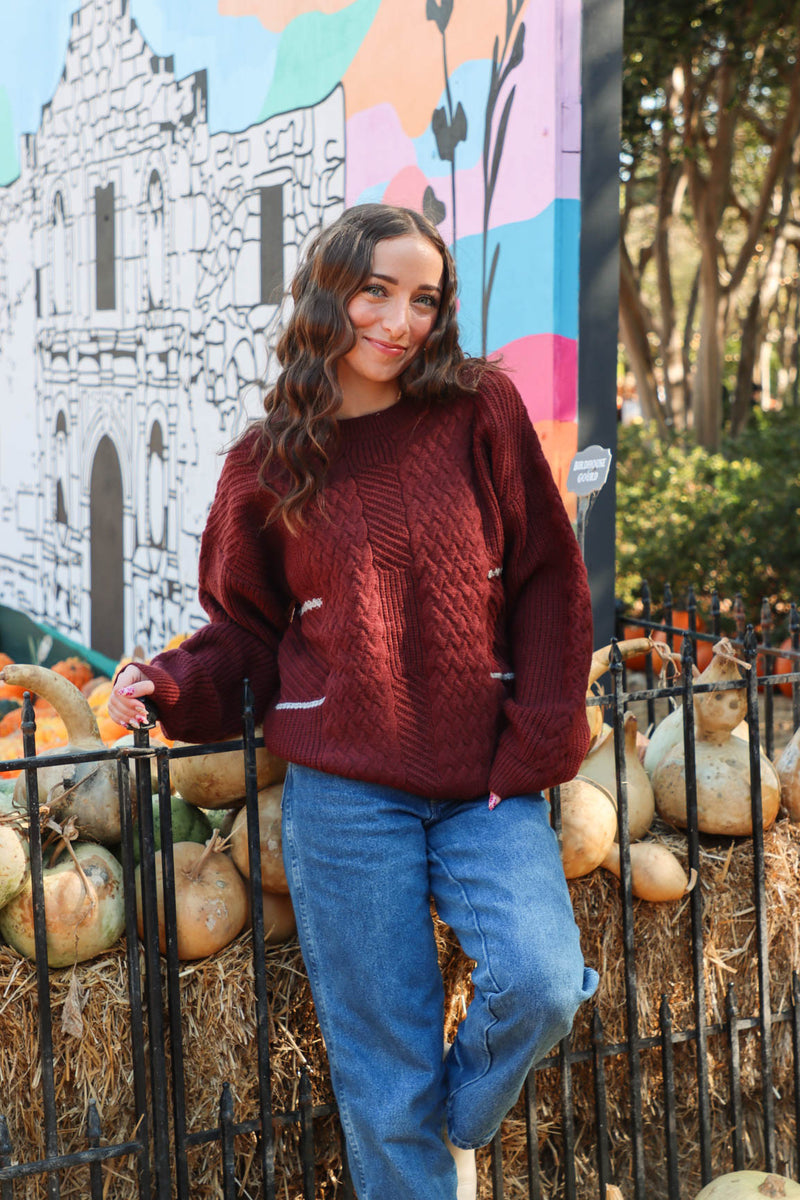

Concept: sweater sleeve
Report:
left=136, top=439, right=291, bottom=743
left=474, top=372, right=593, bottom=798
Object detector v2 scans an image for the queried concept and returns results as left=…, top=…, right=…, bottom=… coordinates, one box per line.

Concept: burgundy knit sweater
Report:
left=138, top=370, right=593, bottom=801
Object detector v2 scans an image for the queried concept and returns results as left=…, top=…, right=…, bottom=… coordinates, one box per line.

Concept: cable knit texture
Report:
left=138, top=371, right=593, bottom=800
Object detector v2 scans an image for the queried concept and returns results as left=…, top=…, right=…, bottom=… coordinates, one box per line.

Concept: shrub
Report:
left=615, top=411, right=800, bottom=625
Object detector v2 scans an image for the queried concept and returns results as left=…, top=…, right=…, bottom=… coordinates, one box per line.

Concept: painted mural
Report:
left=0, top=0, right=582, bottom=660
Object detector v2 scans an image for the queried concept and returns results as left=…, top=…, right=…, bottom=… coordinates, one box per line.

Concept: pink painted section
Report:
left=345, top=104, right=417, bottom=206
left=491, top=334, right=577, bottom=425
left=381, top=164, right=429, bottom=210
left=556, top=0, right=583, bottom=197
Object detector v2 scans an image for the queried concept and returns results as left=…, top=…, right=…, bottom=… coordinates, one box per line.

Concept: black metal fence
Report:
left=1, top=585, right=800, bottom=1198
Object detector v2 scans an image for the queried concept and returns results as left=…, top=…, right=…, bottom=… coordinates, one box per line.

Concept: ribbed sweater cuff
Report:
left=489, top=721, right=589, bottom=802
left=126, top=661, right=182, bottom=723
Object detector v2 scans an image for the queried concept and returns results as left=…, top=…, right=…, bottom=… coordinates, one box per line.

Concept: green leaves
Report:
left=616, top=413, right=800, bottom=620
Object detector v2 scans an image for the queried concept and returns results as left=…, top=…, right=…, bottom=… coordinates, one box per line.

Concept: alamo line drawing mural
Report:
left=0, top=0, right=345, bottom=659
left=0, top=0, right=582, bottom=661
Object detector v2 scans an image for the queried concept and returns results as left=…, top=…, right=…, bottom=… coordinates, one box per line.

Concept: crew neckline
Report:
left=336, top=392, right=419, bottom=444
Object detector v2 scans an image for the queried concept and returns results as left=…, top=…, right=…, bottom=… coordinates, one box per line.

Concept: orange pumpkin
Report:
left=51, top=657, right=94, bottom=692
left=0, top=731, right=24, bottom=777
left=88, top=680, right=114, bottom=712
left=163, top=632, right=190, bottom=652
left=96, top=713, right=132, bottom=743
left=774, top=637, right=799, bottom=698
left=0, top=653, right=25, bottom=700
left=0, top=707, right=22, bottom=738
left=622, top=611, right=707, bottom=672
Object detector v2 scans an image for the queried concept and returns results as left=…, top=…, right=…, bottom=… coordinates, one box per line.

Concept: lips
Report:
left=364, top=336, right=406, bottom=355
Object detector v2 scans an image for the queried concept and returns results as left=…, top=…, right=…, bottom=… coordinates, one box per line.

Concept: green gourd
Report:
left=132, top=794, right=212, bottom=865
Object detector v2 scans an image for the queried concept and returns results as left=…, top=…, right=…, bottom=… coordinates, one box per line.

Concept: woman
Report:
left=109, top=203, right=598, bottom=1200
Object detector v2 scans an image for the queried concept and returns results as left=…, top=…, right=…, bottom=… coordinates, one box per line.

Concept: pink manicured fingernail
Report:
left=488, top=792, right=502, bottom=811
left=117, top=685, right=136, bottom=697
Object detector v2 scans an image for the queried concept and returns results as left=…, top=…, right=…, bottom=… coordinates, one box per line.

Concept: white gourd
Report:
left=555, top=776, right=618, bottom=880
left=693, top=1172, right=800, bottom=1199
left=579, top=712, right=655, bottom=842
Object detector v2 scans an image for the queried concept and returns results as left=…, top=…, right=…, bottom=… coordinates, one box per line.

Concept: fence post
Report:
left=591, top=1010, right=611, bottom=1192
left=86, top=1101, right=103, bottom=1200
left=610, top=642, right=646, bottom=1198
left=744, top=625, right=776, bottom=1170
left=681, top=636, right=712, bottom=1185
left=659, top=995, right=679, bottom=1197
left=726, top=983, right=744, bottom=1172
left=0, top=1115, right=13, bottom=1200
left=20, top=691, right=60, bottom=1200
left=242, top=680, right=277, bottom=1198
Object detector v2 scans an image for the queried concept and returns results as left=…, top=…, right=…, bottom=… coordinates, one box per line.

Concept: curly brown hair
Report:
left=253, top=203, right=490, bottom=530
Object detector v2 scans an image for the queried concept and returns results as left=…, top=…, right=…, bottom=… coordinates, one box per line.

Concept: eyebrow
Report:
left=370, top=272, right=442, bottom=295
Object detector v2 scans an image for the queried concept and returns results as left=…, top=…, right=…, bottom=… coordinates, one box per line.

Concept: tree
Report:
left=621, top=0, right=800, bottom=449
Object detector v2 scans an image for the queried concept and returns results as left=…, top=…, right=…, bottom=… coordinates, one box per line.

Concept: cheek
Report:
left=411, top=314, right=438, bottom=349
left=345, top=298, right=371, bottom=331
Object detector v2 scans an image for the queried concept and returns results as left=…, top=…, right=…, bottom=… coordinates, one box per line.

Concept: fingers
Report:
left=109, top=671, right=155, bottom=728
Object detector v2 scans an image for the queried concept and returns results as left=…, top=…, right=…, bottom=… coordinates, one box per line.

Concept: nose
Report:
left=381, top=297, right=410, bottom=339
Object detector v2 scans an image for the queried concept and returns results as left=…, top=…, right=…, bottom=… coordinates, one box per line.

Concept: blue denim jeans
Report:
left=281, top=764, right=598, bottom=1200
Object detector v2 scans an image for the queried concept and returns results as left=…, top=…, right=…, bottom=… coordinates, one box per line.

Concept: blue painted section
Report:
left=453, top=201, right=580, bottom=356
left=0, top=1, right=280, bottom=184
left=412, top=59, right=490, bottom=178
left=352, top=181, right=389, bottom=207
left=127, top=0, right=279, bottom=131
left=0, top=2, right=74, bottom=184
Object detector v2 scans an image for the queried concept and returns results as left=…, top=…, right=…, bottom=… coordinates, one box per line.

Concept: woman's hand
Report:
left=108, top=665, right=156, bottom=728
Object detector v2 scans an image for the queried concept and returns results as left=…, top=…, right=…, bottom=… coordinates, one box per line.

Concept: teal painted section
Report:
left=0, top=604, right=117, bottom=678
left=453, top=200, right=580, bottom=357
left=258, top=0, right=382, bottom=121
left=0, top=88, right=18, bottom=185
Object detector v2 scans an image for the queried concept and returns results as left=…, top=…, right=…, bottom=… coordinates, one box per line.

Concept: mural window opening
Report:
left=147, top=420, right=167, bottom=549
left=52, top=191, right=69, bottom=314
left=260, top=184, right=284, bottom=306
left=95, top=182, right=116, bottom=311
left=55, top=410, right=69, bottom=528
left=146, top=170, right=165, bottom=310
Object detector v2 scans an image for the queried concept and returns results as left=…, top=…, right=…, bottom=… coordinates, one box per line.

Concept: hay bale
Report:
left=488, top=815, right=800, bottom=1198
left=2, top=817, right=800, bottom=1198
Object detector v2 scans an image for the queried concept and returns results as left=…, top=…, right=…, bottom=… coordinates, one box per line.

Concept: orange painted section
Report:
left=218, top=0, right=353, bottom=30
left=343, top=0, right=519, bottom=133
left=534, top=419, right=578, bottom=522
left=220, top=0, right=524, bottom=136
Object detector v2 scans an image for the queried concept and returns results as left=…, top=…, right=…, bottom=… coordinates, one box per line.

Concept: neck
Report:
left=338, top=384, right=402, bottom=420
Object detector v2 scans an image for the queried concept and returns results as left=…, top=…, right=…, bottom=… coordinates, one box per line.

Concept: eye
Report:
left=362, top=282, right=386, bottom=297
left=414, top=294, right=439, bottom=310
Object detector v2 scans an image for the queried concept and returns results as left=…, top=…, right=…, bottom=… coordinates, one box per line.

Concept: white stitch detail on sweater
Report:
left=275, top=697, right=326, bottom=710
left=491, top=672, right=515, bottom=680
left=488, top=566, right=503, bottom=579
left=299, top=597, right=323, bottom=615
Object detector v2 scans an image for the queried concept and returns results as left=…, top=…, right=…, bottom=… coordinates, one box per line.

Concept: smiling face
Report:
left=336, top=233, right=444, bottom=417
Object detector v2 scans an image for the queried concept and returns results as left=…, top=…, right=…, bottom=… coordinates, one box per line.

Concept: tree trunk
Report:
left=619, top=246, right=671, bottom=437
left=731, top=290, right=760, bottom=436
left=693, top=252, right=723, bottom=449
